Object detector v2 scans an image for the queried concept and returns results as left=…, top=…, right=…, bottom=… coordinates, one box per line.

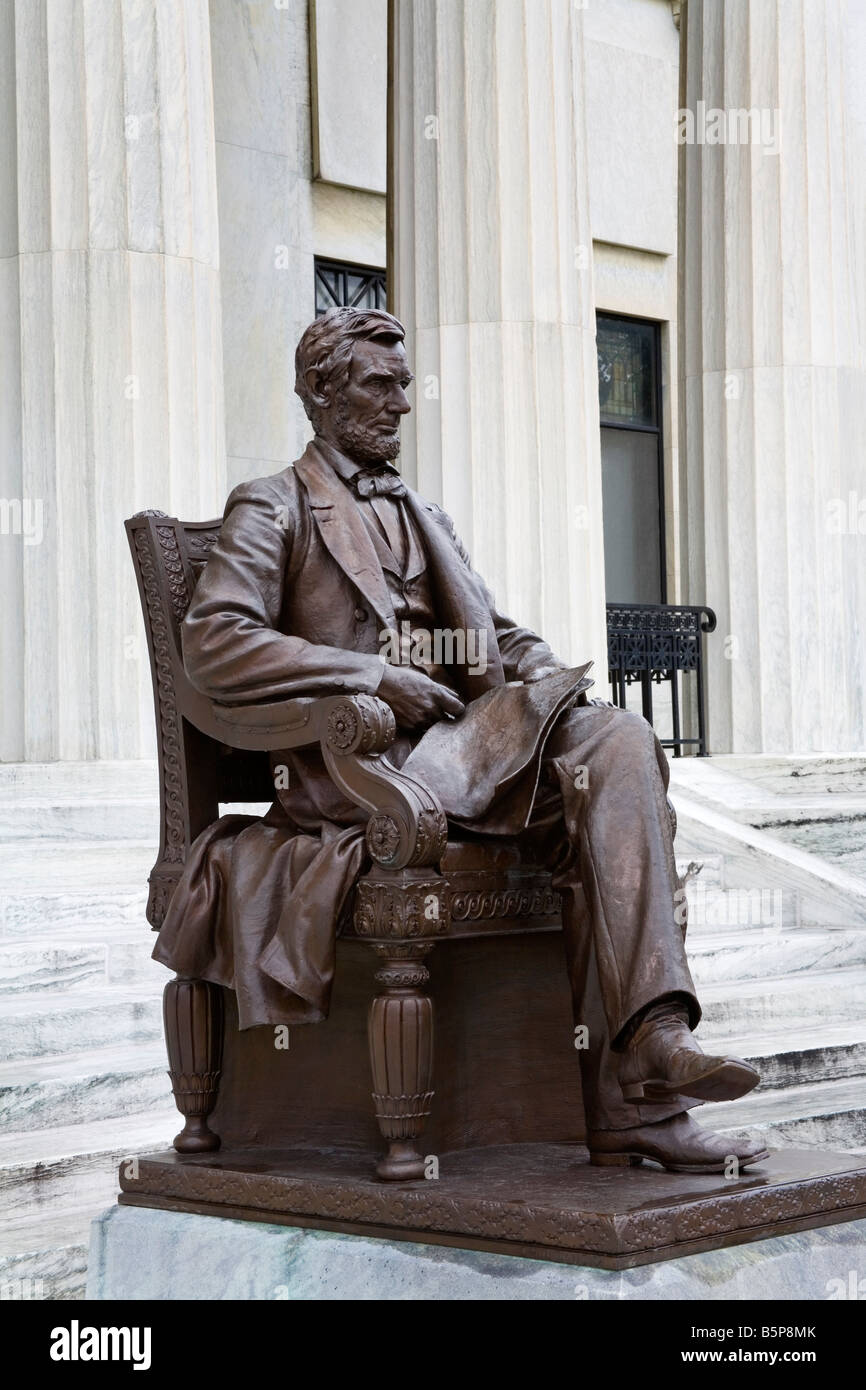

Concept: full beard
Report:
left=333, top=402, right=402, bottom=465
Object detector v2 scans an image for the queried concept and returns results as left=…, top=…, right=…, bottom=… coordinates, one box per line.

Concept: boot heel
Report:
left=589, top=1152, right=643, bottom=1167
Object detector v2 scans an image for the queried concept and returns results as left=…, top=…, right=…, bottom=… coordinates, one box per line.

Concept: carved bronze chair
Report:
left=126, top=510, right=624, bottom=1181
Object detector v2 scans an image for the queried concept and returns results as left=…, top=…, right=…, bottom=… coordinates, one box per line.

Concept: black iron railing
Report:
left=606, top=603, right=717, bottom=756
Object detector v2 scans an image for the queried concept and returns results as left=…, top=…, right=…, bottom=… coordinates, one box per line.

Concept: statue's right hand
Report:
left=376, top=664, right=465, bottom=731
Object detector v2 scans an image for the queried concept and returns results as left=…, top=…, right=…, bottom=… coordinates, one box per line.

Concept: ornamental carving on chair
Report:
left=132, top=527, right=187, bottom=900
left=449, top=883, right=561, bottom=922
left=325, top=696, right=397, bottom=754
left=365, top=813, right=402, bottom=863
left=354, top=878, right=450, bottom=939
left=405, top=807, right=448, bottom=866
left=155, top=523, right=192, bottom=626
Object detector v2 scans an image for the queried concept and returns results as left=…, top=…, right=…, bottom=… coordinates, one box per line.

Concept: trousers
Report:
left=519, top=703, right=701, bottom=1130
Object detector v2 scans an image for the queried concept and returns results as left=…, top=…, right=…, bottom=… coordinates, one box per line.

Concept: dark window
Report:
left=596, top=313, right=666, bottom=604
left=314, top=258, right=387, bottom=316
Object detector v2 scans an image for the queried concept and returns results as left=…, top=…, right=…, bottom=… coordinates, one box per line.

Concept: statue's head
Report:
left=294, top=307, right=413, bottom=464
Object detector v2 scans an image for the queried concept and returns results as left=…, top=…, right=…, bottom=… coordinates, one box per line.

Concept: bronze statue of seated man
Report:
left=154, top=306, right=768, bottom=1175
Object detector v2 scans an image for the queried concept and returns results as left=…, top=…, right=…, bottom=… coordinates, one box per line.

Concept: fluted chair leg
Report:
left=367, top=943, right=434, bottom=1181
left=163, top=976, right=224, bottom=1154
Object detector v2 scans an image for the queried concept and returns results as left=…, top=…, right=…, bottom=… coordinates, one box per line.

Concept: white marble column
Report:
left=0, top=0, right=226, bottom=762
left=209, top=0, right=388, bottom=493
left=209, top=0, right=314, bottom=490
left=389, top=0, right=607, bottom=672
left=679, top=0, right=866, bottom=753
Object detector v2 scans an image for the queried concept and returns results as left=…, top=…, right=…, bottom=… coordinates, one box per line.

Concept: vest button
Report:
left=354, top=606, right=368, bottom=622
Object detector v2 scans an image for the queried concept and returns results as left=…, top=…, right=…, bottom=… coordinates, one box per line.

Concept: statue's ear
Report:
left=304, top=368, right=331, bottom=410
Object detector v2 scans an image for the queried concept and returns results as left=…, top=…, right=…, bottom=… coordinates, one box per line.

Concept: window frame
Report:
left=314, top=256, right=387, bottom=317
left=596, top=310, right=667, bottom=605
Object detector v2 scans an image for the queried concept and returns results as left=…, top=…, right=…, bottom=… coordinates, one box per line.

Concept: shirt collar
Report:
left=315, top=437, right=402, bottom=487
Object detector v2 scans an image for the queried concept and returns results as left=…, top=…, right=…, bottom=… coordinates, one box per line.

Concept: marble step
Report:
left=696, top=965, right=866, bottom=1042
left=0, top=1222, right=91, bottom=1301
left=676, top=854, right=723, bottom=888
left=696, top=1075, right=866, bottom=1151
left=0, top=761, right=158, bottom=798
left=673, top=793, right=866, bottom=930
left=687, top=926, right=866, bottom=986
left=0, top=1039, right=170, bottom=1133
left=0, top=841, right=153, bottom=937
left=0, top=885, right=149, bottom=938
left=673, top=753, right=866, bottom=800
left=683, top=885, right=801, bottom=935
left=0, top=797, right=158, bottom=842
left=0, top=1109, right=175, bottom=1286
left=0, top=985, right=164, bottom=1060
left=0, top=926, right=160, bottom=993
left=0, top=838, right=156, bottom=889
left=723, top=1021, right=866, bottom=1090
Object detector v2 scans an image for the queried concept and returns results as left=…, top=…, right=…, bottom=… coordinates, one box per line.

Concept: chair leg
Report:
left=368, top=943, right=434, bottom=1181
left=163, top=976, right=224, bottom=1154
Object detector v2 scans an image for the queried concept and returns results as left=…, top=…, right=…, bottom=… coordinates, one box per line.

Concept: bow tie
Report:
left=350, top=467, right=407, bottom=500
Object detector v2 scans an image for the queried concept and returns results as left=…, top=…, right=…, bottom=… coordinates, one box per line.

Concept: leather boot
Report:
left=588, top=1112, right=770, bottom=1173
left=620, top=1000, right=759, bottom=1104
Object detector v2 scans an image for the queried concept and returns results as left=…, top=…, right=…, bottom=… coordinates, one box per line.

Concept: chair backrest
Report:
left=127, top=509, right=219, bottom=649
left=126, top=510, right=275, bottom=927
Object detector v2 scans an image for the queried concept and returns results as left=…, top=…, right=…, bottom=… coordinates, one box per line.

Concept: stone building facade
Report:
left=1, top=0, right=864, bottom=761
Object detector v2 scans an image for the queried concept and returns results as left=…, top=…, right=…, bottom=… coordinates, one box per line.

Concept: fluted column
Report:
left=389, top=0, right=607, bottom=670
left=0, top=0, right=226, bottom=761
left=679, top=0, right=866, bottom=752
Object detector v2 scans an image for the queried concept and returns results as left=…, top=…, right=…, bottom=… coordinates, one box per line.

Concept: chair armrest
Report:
left=176, top=679, right=365, bottom=754
left=180, top=681, right=447, bottom=870
left=320, top=697, right=447, bottom=871
left=206, top=695, right=321, bottom=748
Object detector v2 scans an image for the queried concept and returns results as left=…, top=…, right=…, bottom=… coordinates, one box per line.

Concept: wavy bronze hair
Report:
left=294, top=307, right=406, bottom=432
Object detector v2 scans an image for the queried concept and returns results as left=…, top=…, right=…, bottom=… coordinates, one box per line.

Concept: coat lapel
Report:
left=294, top=441, right=506, bottom=696
left=403, top=493, right=504, bottom=695
left=294, top=441, right=397, bottom=630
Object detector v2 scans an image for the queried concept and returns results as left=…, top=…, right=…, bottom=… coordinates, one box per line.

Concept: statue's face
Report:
left=327, top=338, right=414, bottom=464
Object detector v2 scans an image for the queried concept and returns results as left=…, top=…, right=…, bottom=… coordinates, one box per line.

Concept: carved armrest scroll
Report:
left=320, top=695, right=447, bottom=870
left=189, top=687, right=447, bottom=871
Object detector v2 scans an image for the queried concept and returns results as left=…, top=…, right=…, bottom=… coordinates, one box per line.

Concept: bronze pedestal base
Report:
left=118, top=1142, right=866, bottom=1271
